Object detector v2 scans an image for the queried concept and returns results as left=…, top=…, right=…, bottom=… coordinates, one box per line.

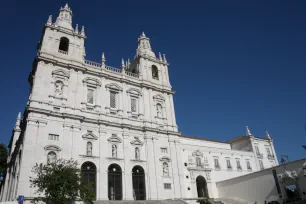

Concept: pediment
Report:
left=82, top=132, right=98, bottom=140
left=153, top=94, right=165, bottom=101
left=105, top=83, right=122, bottom=91
left=192, top=150, right=203, bottom=157
left=44, top=145, right=61, bottom=151
left=159, top=156, right=171, bottom=162
left=52, top=69, right=69, bottom=78
left=107, top=134, right=122, bottom=143
left=127, top=88, right=142, bottom=96
left=130, top=137, right=144, bottom=146
left=83, top=77, right=101, bottom=87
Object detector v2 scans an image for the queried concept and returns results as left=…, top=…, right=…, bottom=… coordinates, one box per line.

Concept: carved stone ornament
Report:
left=44, top=145, right=61, bottom=151
left=130, top=137, right=144, bottom=146
left=105, top=83, right=122, bottom=91
left=159, top=156, right=171, bottom=162
left=153, top=94, right=165, bottom=101
left=83, top=77, right=101, bottom=87
left=52, top=69, right=70, bottom=79
left=127, top=88, right=142, bottom=96
left=82, top=132, right=98, bottom=140
left=192, top=150, right=203, bottom=157
left=277, top=170, right=298, bottom=183
left=107, top=134, right=122, bottom=144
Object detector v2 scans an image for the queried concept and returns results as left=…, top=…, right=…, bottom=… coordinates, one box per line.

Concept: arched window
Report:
left=162, top=162, right=169, bottom=176
left=152, top=65, right=159, bottom=80
left=112, top=144, right=117, bottom=158
left=156, top=103, right=163, bottom=118
left=86, top=142, right=93, bottom=156
left=59, top=37, right=69, bottom=52
left=47, top=151, right=57, bottom=164
left=135, top=147, right=140, bottom=160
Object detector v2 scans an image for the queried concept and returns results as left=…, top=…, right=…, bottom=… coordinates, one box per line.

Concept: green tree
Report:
left=30, top=159, right=95, bottom=204
left=0, top=144, right=8, bottom=178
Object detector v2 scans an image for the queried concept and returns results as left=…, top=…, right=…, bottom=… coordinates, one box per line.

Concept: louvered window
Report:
left=131, top=98, right=137, bottom=112
left=87, top=89, right=94, bottom=104
left=110, top=91, right=117, bottom=108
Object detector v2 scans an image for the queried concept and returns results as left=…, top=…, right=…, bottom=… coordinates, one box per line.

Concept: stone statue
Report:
left=47, top=151, right=56, bottom=163
left=163, top=162, right=169, bottom=176
left=157, top=104, right=162, bottom=118
left=135, top=147, right=140, bottom=160
left=112, top=144, right=117, bottom=158
left=54, top=81, right=63, bottom=97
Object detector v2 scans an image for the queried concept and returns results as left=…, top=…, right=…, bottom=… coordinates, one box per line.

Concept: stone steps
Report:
left=94, top=199, right=187, bottom=204
left=214, top=198, right=248, bottom=204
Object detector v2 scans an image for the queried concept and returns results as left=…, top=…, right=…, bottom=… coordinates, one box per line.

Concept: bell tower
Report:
left=55, top=4, right=73, bottom=30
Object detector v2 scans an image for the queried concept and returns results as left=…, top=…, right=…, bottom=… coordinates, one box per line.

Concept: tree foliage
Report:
left=0, top=144, right=8, bottom=176
left=30, top=159, right=95, bottom=204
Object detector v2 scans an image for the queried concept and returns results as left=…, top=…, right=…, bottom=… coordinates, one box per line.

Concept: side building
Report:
left=0, top=4, right=278, bottom=203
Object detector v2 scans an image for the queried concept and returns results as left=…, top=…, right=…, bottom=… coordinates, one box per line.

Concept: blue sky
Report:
left=0, top=0, right=305, bottom=161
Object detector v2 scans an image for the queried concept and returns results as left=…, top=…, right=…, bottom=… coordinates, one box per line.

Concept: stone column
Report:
left=169, top=138, right=183, bottom=198
left=95, top=86, right=101, bottom=112
left=122, top=130, right=133, bottom=200
left=98, top=127, right=108, bottom=200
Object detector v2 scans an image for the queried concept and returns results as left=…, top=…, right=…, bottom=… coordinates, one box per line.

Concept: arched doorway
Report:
left=132, top=165, right=146, bottom=200
left=108, top=164, right=122, bottom=200
left=81, top=161, right=97, bottom=200
left=196, top=176, right=209, bottom=198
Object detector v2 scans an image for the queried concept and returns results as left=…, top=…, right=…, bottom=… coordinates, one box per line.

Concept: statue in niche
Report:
left=54, top=80, right=64, bottom=97
left=112, top=144, right=117, bottom=158
left=135, top=147, right=140, bottom=160
left=163, top=162, right=169, bottom=176
left=47, top=151, right=57, bottom=164
left=156, top=103, right=162, bottom=118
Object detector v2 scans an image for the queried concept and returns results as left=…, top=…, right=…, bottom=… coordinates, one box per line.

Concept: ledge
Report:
left=107, top=157, right=124, bottom=160
left=130, top=159, right=146, bottom=163
left=79, top=155, right=99, bottom=158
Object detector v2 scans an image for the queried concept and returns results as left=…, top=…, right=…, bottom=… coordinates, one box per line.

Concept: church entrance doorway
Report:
left=196, top=176, right=209, bottom=198
left=132, top=165, right=146, bottom=200
left=108, top=164, right=122, bottom=200
left=81, top=161, right=97, bottom=200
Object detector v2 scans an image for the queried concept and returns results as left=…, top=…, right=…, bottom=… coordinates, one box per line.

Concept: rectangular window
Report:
left=226, top=159, right=232, bottom=169
left=246, top=160, right=252, bottom=170
left=87, top=89, right=94, bottom=104
left=164, top=183, right=171, bottom=189
left=161, top=148, right=168, bottom=153
left=48, top=134, right=59, bottom=141
left=255, top=146, right=260, bottom=155
left=214, top=158, right=220, bottom=169
left=131, top=98, right=137, bottom=112
left=259, top=160, right=264, bottom=170
left=236, top=160, right=242, bottom=170
left=110, top=91, right=117, bottom=108
left=196, top=157, right=202, bottom=167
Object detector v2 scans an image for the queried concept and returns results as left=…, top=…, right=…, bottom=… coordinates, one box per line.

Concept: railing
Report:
left=105, top=65, right=121, bottom=73
left=84, top=60, right=102, bottom=68
left=126, top=71, right=139, bottom=78
left=58, top=49, right=68, bottom=55
left=268, top=154, right=275, bottom=159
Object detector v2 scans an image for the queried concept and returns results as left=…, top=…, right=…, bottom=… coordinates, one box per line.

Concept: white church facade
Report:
left=0, top=4, right=278, bottom=202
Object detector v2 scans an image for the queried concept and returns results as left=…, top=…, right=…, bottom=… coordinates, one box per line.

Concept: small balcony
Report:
left=58, top=49, right=68, bottom=55
left=256, top=153, right=263, bottom=159
left=267, top=154, right=275, bottom=160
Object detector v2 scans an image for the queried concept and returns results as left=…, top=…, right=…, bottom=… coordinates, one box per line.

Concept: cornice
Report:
left=36, top=56, right=175, bottom=95
left=45, top=24, right=86, bottom=39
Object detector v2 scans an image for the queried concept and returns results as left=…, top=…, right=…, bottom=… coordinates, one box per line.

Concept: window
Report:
left=164, top=183, right=171, bottom=189
left=161, top=148, right=168, bottom=153
left=188, top=187, right=190, bottom=190
left=47, top=151, right=57, bottom=164
left=214, top=158, right=220, bottom=169
left=135, top=147, right=140, bottom=160
left=246, top=160, right=252, bottom=170
left=59, top=37, right=69, bottom=52
left=163, top=162, right=169, bottom=176
left=196, top=157, right=202, bottom=167
left=112, top=144, right=117, bottom=158
left=186, top=175, right=189, bottom=179
left=255, top=146, right=260, bottom=155
left=259, top=160, right=264, bottom=170
left=131, top=98, right=137, bottom=113
left=152, top=65, right=159, bottom=80
left=184, top=162, right=187, bottom=167
left=87, top=89, right=94, bottom=104
left=226, top=159, right=232, bottom=169
left=110, top=91, right=117, bottom=108
left=48, top=134, right=59, bottom=141
left=236, top=160, right=242, bottom=170
left=156, top=103, right=163, bottom=118
left=86, top=142, right=92, bottom=156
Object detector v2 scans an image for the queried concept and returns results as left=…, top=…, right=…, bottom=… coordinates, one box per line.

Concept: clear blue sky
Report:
left=0, top=0, right=305, bottom=161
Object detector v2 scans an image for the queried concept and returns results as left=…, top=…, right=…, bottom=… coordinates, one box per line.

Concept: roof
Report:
left=180, top=135, right=228, bottom=144
left=227, top=135, right=270, bottom=143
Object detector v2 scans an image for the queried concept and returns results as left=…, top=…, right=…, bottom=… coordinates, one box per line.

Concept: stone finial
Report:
left=121, top=58, right=125, bottom=69
left=163, top=54, right=167, bottom=63
left=159, top=52, right=163, bottom=61
left=246, top=126, right=252, bottom=136
left=81, top=26, right=85, bottom=36
left=266, top=129, right=271, bottom=140
left=102, top=52, right=106, bottom=65
left=64, top=3, right=69, bottom=9
left=128, top=58, right=130, bottom=67
left=15, top=112, right=21, bottom=130
left=47, top=15, right=52, bottom=25
left=141, top=31, right=146, bottom=38
left=75, top=24, right=79, bottom=34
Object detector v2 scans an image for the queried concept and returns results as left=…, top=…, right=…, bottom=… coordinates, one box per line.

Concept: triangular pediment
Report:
left=130, top=137, right=144, bottom=146
left=159, top=156, right=171, bottom=162
left=44, top=145, right=61, bottom=151
left=82, top=132, right=98, bottom=140
left=107, top=134, right=122, bottom=143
